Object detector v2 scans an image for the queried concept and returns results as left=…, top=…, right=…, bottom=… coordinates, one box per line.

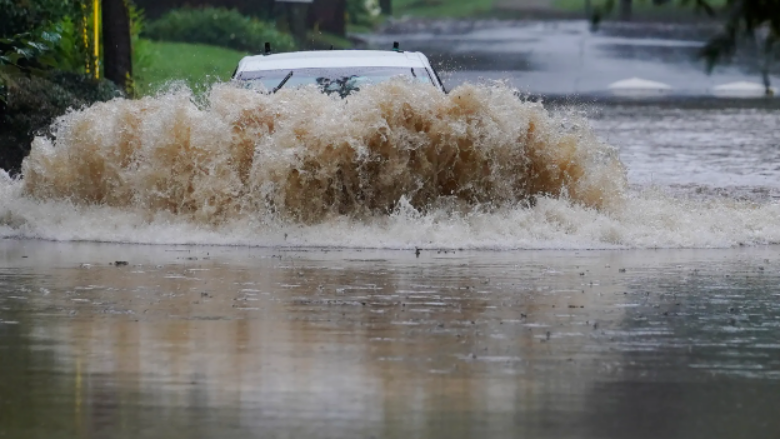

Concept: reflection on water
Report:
left=1, top=242, right=779, bottom=438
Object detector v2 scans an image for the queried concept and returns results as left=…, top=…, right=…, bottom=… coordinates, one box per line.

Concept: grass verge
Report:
left=393, top=0, right=495, bottom=18
left=134, top=40, right=247, bottom=96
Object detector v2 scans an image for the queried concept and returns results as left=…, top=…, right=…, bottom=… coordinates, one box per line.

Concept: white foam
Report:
left=712, top=81, right=776, bottom=98
left=608, top=77, right=672, bottom=97
left=2, top=176, right=778, bottom=249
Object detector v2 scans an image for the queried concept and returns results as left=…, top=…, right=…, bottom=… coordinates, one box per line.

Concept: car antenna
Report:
left=392, top=41, right=402, bottom=52
left=264, top=42, right=271, bottom=55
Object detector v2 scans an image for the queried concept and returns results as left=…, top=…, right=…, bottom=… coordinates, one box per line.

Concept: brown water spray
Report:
left=22, top=81, right=626, bottom=224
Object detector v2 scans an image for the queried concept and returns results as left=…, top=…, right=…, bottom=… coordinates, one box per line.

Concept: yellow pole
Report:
left=82, top=3, right=90, bottom=76
left=93, top=0, right=100, bottom=79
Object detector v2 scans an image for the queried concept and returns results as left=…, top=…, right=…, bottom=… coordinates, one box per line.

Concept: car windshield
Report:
left=236, top=66, right=434, bottom=96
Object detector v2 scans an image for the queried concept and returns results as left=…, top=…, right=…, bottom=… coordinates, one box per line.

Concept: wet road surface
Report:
left=365, top=20, right=780, bottom=96
left=2, top=242, right=779, bottom=438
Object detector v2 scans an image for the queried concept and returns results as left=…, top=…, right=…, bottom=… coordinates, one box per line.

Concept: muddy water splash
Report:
left=21, top=81, right=626, bottom=224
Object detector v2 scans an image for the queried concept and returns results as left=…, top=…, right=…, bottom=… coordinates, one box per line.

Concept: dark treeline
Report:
left=134, top=0, right=277, bottom=20
left=134, top=0, right=348, bottom=36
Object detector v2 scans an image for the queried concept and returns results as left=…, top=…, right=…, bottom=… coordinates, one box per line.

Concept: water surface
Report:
left=2, top=242, right=779, bottom=438
left=367, top=20, right=780, bottom=95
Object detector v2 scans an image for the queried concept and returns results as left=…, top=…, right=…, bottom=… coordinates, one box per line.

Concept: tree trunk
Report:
left=275, top=2, right=309, bottom=45
left=307, top=0, right=346, bottom=37
left=761, top=34, right=775, bottom=96
left=619, top=0, right=632, bottom=21
left=380, top=0, right=392, bottom=15
left=102, top=0, right=133, bottom=92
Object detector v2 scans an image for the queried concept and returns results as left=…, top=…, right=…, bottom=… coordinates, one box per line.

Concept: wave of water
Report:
left=1, top=81, right=778, bottom=249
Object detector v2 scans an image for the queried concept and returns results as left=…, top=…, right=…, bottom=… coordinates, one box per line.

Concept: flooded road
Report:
left=590, top=102, right=780, bottom=191
left=366, top=20, right=780, bottom=96
left=2, top=242, right=780, bottom=438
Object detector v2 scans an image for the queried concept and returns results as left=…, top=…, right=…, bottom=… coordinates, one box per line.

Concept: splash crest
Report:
left=20, top=81, right=626, bottom=224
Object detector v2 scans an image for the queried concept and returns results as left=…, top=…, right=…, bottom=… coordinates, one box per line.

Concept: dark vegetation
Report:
left=1, top=0, right=122, bottom=175
left=134, top=0, right=380, bottom=38
left=134, top=0, right=277, bottom=21
left=0, top=73, right=119, bottom=174
left=696, top=0, right=780, bottom=92
left=143, top=7, right=296, bottom=53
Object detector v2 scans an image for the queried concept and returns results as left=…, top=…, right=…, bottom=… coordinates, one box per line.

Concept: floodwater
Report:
left=366, top=20, right=780, bottom=95
left=2, top=242, right=780, bottom=438
left=591, top=101, right=780, bottom=191
left=2, top=19, right=780, bottom=439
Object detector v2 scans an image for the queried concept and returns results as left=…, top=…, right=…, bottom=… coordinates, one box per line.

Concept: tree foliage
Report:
left=693, top=1, right=779, bottom=70
left=1, top=72, right=120, bottom=175
left=0, top=0, right=81, bottom=37
left=692, top=0, right=780, bottom=93
left=0, top=0, right=87, bottom=101
left=0, top=0, right=122, bottom=174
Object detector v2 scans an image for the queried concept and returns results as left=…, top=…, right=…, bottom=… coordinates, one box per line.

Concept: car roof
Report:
left=236, top=50, right=432, bottom=73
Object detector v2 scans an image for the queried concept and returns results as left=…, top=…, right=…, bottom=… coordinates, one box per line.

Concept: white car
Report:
left=232, top=44, right=445, bottom=96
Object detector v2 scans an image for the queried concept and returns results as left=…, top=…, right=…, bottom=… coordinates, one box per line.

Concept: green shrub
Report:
left=0, top=72, right=120, bottom=175
left=1, top=16, right=91, bottom=91
left=144, top=7, right=295, bottom=54
left=50, top=71, right=122, bottom=103
left=45, top=16, right=89, bottom=73
left=0, top=0, right=81, bottom=38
